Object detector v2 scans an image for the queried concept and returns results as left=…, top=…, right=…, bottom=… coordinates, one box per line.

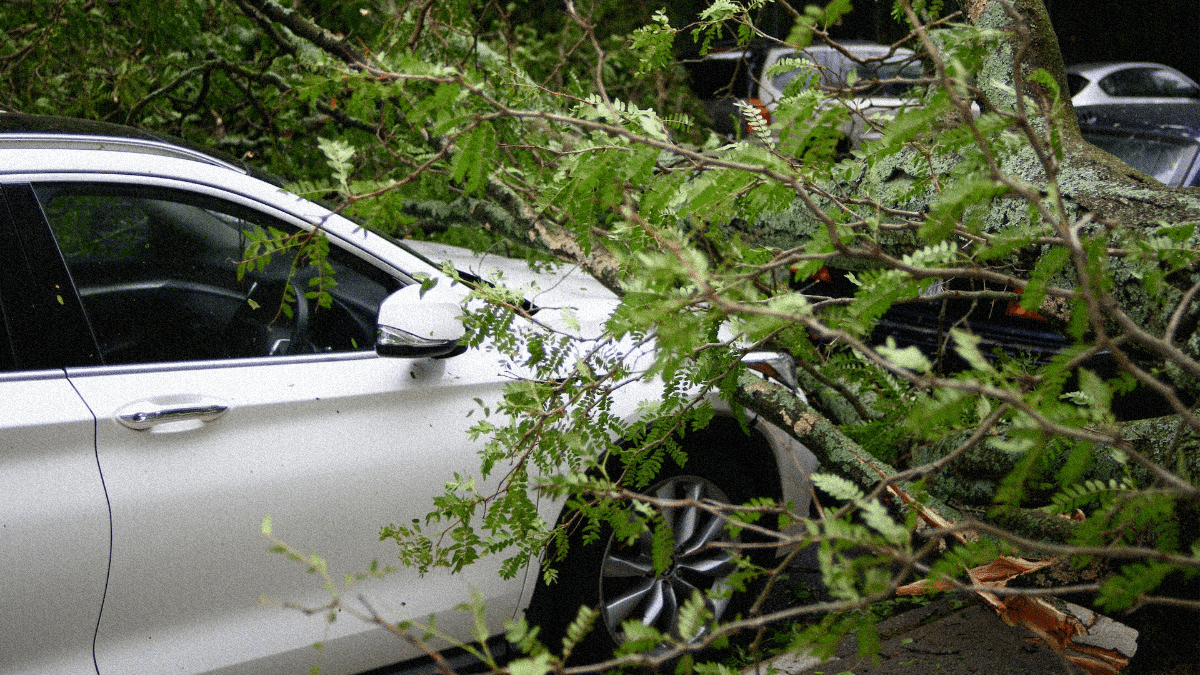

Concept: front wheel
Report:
left=528, top=426, right=782, bottom=665
left=599, top=475, right=738, bottom=647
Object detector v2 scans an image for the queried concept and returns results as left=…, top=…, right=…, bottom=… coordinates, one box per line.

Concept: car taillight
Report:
left=747, top=97, right=772, bottom=128
left=1006, top=288, right=1046, bottom=321
left=789, top=264, right=832, bottom=283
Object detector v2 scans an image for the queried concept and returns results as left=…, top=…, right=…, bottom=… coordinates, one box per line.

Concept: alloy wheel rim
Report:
left=598, top=475, right=739, bottom=646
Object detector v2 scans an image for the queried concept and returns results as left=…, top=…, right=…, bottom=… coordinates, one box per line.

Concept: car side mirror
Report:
left=375, top=284, right=467, bottom=358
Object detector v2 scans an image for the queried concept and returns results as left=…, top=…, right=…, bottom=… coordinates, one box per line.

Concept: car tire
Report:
left=527, top=419, right=782, bottom=665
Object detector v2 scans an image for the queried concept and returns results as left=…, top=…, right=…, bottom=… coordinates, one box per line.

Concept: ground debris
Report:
left=890, top=485, right=1137, bottom=675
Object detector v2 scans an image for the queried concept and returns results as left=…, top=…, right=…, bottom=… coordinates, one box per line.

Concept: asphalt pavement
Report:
left=745, top=597, right=1138, bottom=675
left=740, top=545, right=1159, bottom=675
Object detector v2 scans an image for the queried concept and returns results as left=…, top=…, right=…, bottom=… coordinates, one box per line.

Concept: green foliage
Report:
left=877, top=337, right=934, bottom=374
left=1095, top=561, right=1181, bottom=613
left=318, top=137, right=357, bottom=195
left=18, top=0, right=1200, bottom=669
left=1050, top=478, right=1133, bottom=515
left=922, top=177, right=1010, bottom=242
left=239, top=225, right=337, bottom=312
left=925, top=539, right=1010, bottom=585
left=788, top=0, right=856, bottom=48
left=812, top=472, right=865, bottom=502
left=450, top=122, right=497, bottom=197
left=631, top=11, right=677, bottom=76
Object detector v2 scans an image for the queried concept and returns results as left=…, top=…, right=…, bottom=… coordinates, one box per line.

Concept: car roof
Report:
left=1076, top=103, right=1200, bottom=141
left=687, top=39, right=903, bottom=58
left=1067, top=62, right=1189, bottom=76
left=1068, top=62, right=1154, bottom=71
left=0, top=111, right=283, bottom=186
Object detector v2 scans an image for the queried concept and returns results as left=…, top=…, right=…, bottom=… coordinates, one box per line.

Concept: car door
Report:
left=0, top=375, right=110, bottom=675
left=0, top=186, right=110, bottom=675
left=25, top=180, right=522, bottom=675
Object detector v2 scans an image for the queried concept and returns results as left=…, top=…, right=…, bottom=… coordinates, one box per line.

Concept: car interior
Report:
left=34, top=183, right=401, bottom=365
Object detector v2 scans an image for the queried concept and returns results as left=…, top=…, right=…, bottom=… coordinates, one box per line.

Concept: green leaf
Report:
left=676, top=589, right=713, bottom=645
left=451, top=122, right=496, bottom=197
left=616, top=620, right=667, bottom=655
left=508, top=653, right=554, bottom=675
left=1096, top=562, right=1176, bottom=612
left=951, top=329, right=995, bottom=373
left=650, top=517, right=675, bottom=576
left=630, top=10, right=675, bottom=75
left=1023, top=246, right=1069, bottom=312
left=317, top=136, right=356, bottom=192
left=860, top=499, right=910, bottom=545
left=811, top=472, right=864, bottom=501
left=877, top=336, right=933, bottom=373
left=922, top=177, right=1009, bottom=242
left=563, top=605, right=598, bottom=652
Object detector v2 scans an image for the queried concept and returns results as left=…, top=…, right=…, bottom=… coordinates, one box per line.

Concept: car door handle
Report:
left=116, top=398, right=230, bottom=430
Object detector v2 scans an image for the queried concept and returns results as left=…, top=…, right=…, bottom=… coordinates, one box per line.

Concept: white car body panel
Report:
left=67, top=352, right=517, bottom=675
left=1, top=373, right=109, bottom=675
left=0, top=150, right=533, bottom=674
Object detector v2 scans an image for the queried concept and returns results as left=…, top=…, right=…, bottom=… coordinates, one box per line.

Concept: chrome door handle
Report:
left=117, top=399, right=229, bottom=430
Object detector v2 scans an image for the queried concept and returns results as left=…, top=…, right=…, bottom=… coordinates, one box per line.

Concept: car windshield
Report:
left=685, top=53, right=758, bottom=99
left=771, top=51, right=924, bottom=98
left=1084, top=130, right=1200, bottom=186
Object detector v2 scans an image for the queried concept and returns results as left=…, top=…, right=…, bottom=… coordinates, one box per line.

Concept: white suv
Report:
left=0, top=113, right=816, bottom=675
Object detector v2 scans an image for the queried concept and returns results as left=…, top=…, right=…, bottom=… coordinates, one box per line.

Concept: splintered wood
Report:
left=888, top=483, right=1133, bottom=675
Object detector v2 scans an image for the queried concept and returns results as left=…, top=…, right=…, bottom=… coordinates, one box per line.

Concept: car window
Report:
left=1066, top=73, right=1088, bottom=97
left=771, top=50, right=923, bottom=98
left=34, top=183, right=400, bottom=365
left=685, top=52, right=759, bottom=100
left=1099, top=67, right=1200, bottom=98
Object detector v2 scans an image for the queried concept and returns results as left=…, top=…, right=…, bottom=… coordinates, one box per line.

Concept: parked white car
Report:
left=0, top=113, right=816, bottom=675
left=1067, top=62, right=1200, bottom=107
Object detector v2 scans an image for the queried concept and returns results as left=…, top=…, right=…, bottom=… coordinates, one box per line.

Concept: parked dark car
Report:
left=798, top=105, right=1200, bottom=417
left=798, top=266, right=1070, bottom=375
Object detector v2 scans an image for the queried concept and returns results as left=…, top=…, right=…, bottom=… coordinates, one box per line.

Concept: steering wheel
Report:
left=227, top=278, right=313, bottom=357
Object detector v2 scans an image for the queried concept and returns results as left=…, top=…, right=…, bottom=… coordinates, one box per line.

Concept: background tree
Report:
left=4, top=1, right=1197, bottom=672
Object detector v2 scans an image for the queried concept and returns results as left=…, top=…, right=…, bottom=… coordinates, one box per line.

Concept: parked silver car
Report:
left=685, top=41, right=924, bottom=147
left=1067, top=62, right=1200, bottom=107
left=0, top=113, right=816, bottom=675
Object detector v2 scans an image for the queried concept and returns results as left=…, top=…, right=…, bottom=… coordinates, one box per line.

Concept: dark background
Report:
left=831, top=1, right=1200, bottom=82
left=660, top=1, right=1199, bottom=82
left=1043, top=0, right=1198, bottom=82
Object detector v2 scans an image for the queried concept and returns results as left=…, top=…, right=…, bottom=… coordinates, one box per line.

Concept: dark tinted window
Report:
left=1066, top=73, right=1088, bottom=96
left=1099, top=67, right=1200, bottom=98
left=35, top=184, right=399, bottom=365
left=685, top=53, right=759, bottom=99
